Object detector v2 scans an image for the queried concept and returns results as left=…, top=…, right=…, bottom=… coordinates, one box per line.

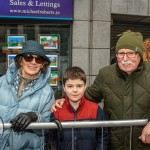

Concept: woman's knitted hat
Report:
left=116, top=30, right=144, bottom=58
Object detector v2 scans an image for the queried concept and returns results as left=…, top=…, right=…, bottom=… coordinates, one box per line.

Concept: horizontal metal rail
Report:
left=3, top=119, right=148, bottom=129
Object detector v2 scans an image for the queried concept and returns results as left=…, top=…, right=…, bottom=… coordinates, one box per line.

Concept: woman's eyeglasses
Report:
left=23, top=55, right=44, bottom=64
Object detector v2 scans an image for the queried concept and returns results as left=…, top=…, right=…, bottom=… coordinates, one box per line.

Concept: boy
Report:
left=48, top=66, right=109, bottom=150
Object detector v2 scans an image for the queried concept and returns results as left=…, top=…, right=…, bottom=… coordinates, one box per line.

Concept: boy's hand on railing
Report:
left=50, top=98, right=65, bottom=113
left=139, top=122, right=150, bottom=144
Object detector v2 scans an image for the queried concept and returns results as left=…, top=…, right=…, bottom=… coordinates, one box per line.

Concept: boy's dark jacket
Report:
left=46, top=96, right=109, bottom=150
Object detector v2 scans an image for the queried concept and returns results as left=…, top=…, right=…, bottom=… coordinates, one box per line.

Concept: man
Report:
left=52, top=31, right=150, bottom=150
left=85, top=31, right=150, bottom=150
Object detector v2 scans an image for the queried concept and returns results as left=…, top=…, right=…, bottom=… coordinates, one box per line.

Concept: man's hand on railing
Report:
left=50, top=98, right=65, bottom=113
left=139, top=122, right=150, bottom=144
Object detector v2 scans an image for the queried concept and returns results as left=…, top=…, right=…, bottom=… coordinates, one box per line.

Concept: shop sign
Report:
left=0, top=0, right=73, bottom=20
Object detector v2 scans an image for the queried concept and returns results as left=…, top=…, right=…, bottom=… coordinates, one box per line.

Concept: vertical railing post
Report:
left=72, top=128, right=74, bottom=150
left=129, top=126, right=133, bottom=150
left=101, top=127, right=104, bottom=150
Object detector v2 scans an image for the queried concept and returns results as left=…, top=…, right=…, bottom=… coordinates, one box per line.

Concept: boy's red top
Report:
left=54, top=96, right=98, bottom=121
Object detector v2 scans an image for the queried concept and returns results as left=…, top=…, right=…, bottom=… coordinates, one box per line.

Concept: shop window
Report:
left=0, top=22, right=72, bottom=99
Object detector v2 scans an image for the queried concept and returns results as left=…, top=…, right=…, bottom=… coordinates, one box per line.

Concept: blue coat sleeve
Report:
left=95, top=106, right=109, bottom=150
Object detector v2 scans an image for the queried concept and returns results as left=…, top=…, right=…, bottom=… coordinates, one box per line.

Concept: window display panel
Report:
left=7, top=35, right=26, bottom=49
left=39, top=34, right=60, bottom=50
left=0, top=23, right=71, bottom=98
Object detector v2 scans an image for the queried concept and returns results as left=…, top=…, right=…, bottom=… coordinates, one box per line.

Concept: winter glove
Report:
left=10, top=112, right=38, bottom=132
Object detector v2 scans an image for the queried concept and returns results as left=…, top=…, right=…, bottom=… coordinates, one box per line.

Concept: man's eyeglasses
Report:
left=23, top=54, right=44, bottom=64
left=116, top=52, right=138, bottom=59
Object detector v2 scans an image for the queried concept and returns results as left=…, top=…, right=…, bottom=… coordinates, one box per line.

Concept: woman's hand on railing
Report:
left=50, top=98, right=65, bottom=113
left=10, top=112, right=38, bottom=132
left=139, top=122, right=150, bottom=144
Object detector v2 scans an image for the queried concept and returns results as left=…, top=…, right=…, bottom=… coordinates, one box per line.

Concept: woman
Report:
left=0, top=40, right=54, bottom=149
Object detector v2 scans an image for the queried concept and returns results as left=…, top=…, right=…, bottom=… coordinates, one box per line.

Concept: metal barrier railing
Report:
left=3, top=119, right=148, bottom=129
left=2, top=119, right=149, bottom=150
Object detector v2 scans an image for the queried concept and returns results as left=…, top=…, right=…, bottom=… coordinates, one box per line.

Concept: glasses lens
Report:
left=35, top=57, right=44, bottom=64
left=23, top=55, right=44, bottom=64
left=23, top=55, right=33, bottom=62
left=127, top=52, right=136, bottom=58
left=116, top=53, right=123, bottom=58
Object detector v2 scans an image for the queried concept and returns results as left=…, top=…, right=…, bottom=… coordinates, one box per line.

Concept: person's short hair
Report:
left=63, top=66, right=86, bottom=86
left=15, top=56, right=49, bottom=73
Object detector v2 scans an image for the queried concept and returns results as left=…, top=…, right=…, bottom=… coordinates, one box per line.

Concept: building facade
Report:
left=73, top=0, right=150, bottom=85
left=0, top=0, right=150, bottom=96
